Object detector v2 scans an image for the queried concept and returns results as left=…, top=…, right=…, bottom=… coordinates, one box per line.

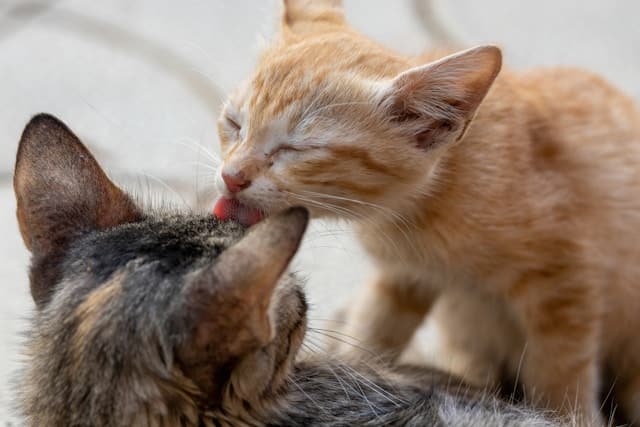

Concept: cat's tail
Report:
left=412, top=0, right=463, bottom=47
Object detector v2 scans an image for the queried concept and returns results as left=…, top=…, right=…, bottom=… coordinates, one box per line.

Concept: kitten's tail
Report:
left=412, top=0, right=463, bottom=47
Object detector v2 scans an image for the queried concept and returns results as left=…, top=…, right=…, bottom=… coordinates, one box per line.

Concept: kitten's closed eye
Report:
left=226, top=115, right=241, bottom=131
left=268, top=144, right=320, bottom=165
left=271, top=144, right=306, bottom=155
left=219, top=112, right=242, bottom=145
left=224, top=115, right=241, bottom=135
left=267, top=145, right=298, bottom=166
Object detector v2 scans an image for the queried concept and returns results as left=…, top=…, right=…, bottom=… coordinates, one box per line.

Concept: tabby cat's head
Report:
left=14, top=114, right=309, bottom=426
left=216, top=0, right=502, bottom=219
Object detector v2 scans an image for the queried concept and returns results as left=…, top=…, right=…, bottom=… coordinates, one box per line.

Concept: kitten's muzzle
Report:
left=222, top=170, right=251, bottom=193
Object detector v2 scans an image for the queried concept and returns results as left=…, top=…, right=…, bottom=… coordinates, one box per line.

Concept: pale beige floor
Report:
left=1, top=1, right=639, bottom=423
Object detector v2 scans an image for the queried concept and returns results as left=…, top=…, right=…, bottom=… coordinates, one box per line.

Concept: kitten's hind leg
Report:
left=330, top=273, right=437, bottom=362
left=512, top=276, right=604, bottom=426
left=427, top=289, right=519, bottom=392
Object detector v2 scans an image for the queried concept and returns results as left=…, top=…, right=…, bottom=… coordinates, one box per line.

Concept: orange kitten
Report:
left=215, top=0, right=640, bottom=423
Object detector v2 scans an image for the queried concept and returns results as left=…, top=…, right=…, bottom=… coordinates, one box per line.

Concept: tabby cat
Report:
left=14, top=114, right=560, bottom=426
left=213, top=0, right=640, bottom=424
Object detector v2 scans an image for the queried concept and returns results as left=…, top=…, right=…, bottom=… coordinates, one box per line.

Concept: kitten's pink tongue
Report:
left=213, top=197, right=264, bottom=226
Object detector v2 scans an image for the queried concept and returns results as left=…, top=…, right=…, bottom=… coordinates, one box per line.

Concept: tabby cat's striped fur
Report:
left=13, top=114, right=558, bottom=426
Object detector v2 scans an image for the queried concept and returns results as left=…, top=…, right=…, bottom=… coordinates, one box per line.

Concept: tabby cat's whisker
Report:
left=598, top=377, right=618, bottom=415
left=288, top=377, right=329, bottom=414
left=300, top=340, right=356, bottom=400
left=511, top=342, right=528, bottom=403
left=339, top=363, right=406, bottom=406
left=306, top=329, right=377, bottom=359
left=307, top=317, right=349, bottom=325
left=309, top=327, right=366, bottom=343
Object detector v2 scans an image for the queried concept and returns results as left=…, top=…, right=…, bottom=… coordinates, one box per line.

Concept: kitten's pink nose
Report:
left=222, top=171, right=251, bottom=193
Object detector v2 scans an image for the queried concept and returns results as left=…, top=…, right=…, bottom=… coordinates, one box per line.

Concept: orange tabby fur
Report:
left=216, top=1, right=640, bottom=423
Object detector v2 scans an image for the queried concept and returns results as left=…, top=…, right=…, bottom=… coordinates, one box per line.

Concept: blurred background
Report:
left=1, top=0, right=638, bottom=423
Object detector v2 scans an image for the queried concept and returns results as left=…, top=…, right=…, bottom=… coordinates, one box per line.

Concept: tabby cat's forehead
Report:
left=66, top=214, right=245, bottom=283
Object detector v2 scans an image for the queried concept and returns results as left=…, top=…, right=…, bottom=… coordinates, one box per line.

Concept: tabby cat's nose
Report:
left=222, top=171, right=251, bottom=193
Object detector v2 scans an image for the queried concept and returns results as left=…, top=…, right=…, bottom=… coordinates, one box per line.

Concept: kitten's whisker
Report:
left=303, top=244, right=352, bottom=252
left=300, top=190, right=418, bottom=235
left=182, top=138, right=222, bottom=163
left=138, top=173, right=190, bottom=209
left=176, top=139, right=222, bottom=164
left=286, top=192, right=359, bottom=220
left=298, top=190, right=418, bottom=246
left=285, top=191, right=410, bottom=266
left=290, top=193, right=402, bottom=263
left=180, top=161, right=221, bottom=173
left=299, top=190, right=423, bottom=258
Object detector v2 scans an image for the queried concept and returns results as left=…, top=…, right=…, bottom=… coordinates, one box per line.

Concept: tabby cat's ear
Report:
left=187, top=207, right=309, bottom=353
left=14, top=114, right=140, bottom=306
left=177, top=208, right=307, bottom=396
left=378, top=45, right=502, bottom=150
left=281, top=0, right=345, bottom=35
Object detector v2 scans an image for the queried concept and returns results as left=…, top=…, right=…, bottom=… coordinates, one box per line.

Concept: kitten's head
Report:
left=14, top=114, right=309, bottom=426
left=216, top=0, right=502, bottom=221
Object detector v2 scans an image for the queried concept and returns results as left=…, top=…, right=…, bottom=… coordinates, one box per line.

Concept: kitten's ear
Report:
left=378, top=45, right=502, bottom=150
left=281, top=0, right=345, bottom=35
left=14, top=114, right=140, bottom=306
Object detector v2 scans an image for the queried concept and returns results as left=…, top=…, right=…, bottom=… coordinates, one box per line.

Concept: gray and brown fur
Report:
left=14, top=114, right=559, bottom=426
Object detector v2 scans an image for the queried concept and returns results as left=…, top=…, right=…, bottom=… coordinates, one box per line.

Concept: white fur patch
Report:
left=438, top=396, right=562, bottom=427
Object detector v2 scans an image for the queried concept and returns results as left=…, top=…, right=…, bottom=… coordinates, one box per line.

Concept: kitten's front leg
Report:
left=512, top=276, right=604, bottom=425
left=618, top=372, right=640, bottom=424
left=333, top=273, right=437, bottom=361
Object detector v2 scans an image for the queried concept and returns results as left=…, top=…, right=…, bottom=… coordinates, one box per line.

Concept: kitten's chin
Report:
left=212, top=194, right=334, bottom=225
left=212, top=197, right=264, bottom=226
left=213, top=196, right=321, bottom=225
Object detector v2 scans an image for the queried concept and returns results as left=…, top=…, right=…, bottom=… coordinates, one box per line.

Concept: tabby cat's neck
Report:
left=207, top=359, right=551, bottom=427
